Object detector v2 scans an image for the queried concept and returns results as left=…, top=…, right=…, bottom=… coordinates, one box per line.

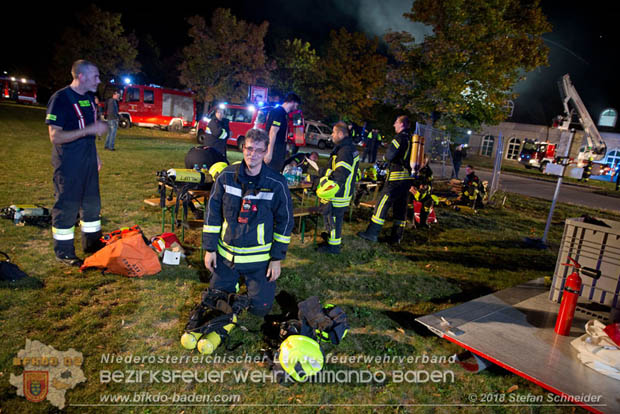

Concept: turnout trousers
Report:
left=363, top=180, right=411, bottom=238
left=322, top=203, right=346, bottom=253
left=52, top=160, right=102, bottom=258
left=209, top=253, right=275, bottom=317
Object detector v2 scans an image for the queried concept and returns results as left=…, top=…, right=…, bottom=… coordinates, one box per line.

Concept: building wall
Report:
left=468, top=121, right=620, bottom=165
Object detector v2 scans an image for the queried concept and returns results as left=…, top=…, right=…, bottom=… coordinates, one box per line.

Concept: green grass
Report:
left=2, top=102, right=618, bottom=414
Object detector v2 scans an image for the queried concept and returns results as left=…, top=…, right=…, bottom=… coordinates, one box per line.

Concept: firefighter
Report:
left=362, top=128, right=381, bottom=164
left=283, top=151, right=320, bottom=175
left=184, top=145, right=228, bottom=172
left=613, top=163, right=620, bottom=191
left=459, top=165, right=485, bottom=208
left=580, top=156, right=593, bottom=183
left=204, top=107, right=230, bottom=160
left=316, top=122, right=360, bottom=254
left=265, top=93, right=301, bottom=172
left=203, top=128, right=294, bottom=317
left=46, top=60, right=109, bottom=266
left=358, top=116, right=413, bottom=244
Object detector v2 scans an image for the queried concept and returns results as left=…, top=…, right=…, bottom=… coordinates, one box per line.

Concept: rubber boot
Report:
left=389, top=224, right=405, bottom=244
left=357, top=222, right=382, bottom=242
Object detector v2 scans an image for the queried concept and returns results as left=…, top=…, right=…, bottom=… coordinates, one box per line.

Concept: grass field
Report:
left=1, top=102, right=619, bottom=414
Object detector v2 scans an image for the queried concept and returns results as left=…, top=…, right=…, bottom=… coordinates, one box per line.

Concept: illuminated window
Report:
left=506, top=137, right=521, bottom=160
left=598, top=108, right=617, bottom=128
left=481, top=135, right=495, bottom=156
left=606, top=149, right=620, bottom=167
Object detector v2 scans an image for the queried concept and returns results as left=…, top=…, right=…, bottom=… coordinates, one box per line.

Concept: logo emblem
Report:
left=23, top=371, right=48, bottom=403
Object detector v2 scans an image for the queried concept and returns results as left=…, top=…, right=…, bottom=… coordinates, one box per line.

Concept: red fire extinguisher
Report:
left=554, top=256, right=601, bottom=336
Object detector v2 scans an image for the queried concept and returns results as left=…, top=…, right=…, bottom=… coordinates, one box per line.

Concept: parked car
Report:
left=304, top=120, right=333, bottom=149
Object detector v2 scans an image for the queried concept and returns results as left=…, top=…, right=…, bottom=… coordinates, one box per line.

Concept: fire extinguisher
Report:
left=554, top=256, right=601, bottom=336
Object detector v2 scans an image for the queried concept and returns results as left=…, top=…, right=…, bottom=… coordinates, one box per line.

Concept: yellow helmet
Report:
left=316, top=177, right=340, bottom=200
left=208, top=162, right=228, bottom=178
left=278, top=335, right=324, bottom=382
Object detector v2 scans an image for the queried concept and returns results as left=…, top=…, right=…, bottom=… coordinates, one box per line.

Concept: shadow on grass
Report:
left=403, top=242, right=555, bottom=272
left=384, top=310, right=437, bottom=338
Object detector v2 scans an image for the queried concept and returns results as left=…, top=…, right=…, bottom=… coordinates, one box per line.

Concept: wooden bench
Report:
left=293, top=206, right=321, bottom=243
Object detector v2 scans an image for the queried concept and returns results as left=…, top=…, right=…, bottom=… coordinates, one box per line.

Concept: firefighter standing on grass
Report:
left=204, top=107, right=230, bottom=160
left=46, top=60, right=108, bottom=266
left=316, top=122, right=360, bottom=254
left=357, top=116, right=413, bottom=244
left=202, top=128, right=294, bottom=317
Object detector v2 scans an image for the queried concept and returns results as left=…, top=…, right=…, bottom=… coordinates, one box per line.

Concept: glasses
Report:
left=243, top=146, right=266, bottom=155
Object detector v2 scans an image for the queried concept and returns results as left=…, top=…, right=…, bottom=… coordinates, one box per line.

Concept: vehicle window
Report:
left=126, top=88, right=140, bottom=102
left=256, top=110, right=268, bottom=125
left=232, top=108, right=253, bottom=123
left=319, top=125, right=331, bottom=135
left=291, top=113, right=303, bottom=126
left=144, top=89, right=154, bottom=104
left=308, top=125, right=318, bottom=134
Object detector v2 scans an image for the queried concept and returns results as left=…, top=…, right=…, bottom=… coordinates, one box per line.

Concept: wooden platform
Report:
left=417, top=279, right=619, bottom=414
left=143, top=197, right=176, bottom=208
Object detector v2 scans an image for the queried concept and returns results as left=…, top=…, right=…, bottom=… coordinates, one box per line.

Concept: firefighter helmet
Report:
left=278, top=335, right=324, bottom=382
left=316, top=177, right=339, bottom=200
left=208, top=162, right=228, bottom=178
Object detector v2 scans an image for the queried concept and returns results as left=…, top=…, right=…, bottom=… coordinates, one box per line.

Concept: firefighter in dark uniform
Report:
left=580, top=156, right=594, bottom=183
left=185, top=145, right=228, bottom=172
left=358, top=116, right=413, bottom=244
left=459, top=165, right=485, bottom=208
left=203, top=128, right=294, bottom=317
left=265, top=93, right=301, bottom=172
left=316, top=122, right=360, bottom=254
left=46, top=60, right=109, bottom=266
left=203, top=107, right=230, bottom=160
left=410, top=157, right=435, bottom=228
left=283, top=151, right=320, bottom=175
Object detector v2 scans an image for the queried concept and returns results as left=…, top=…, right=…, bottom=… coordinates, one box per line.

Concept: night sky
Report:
left=3, top=0, right=619, bottom=125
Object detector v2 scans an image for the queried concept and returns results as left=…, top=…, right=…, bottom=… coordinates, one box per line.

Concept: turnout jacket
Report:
left=324, top=136, right=360, bottom=208
left=203, top=162, right=294, bottom=269
left=384, top=129, right=412, bottom=182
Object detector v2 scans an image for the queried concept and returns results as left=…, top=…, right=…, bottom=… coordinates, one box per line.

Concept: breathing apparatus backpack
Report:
left=271, top=296, right=349, bottom=383
left=180, top=288, right=249, bottom=354
left=1, top=205, right=51, bottom=227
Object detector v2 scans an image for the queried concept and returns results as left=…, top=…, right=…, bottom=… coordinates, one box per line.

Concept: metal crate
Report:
left=549, top=217, right=620, bottom=309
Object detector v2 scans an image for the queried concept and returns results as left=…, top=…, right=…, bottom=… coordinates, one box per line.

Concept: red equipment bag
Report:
left=81, top=230, right=161, bottom=278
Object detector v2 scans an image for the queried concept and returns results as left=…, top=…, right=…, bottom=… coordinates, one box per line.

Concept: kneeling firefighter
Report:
left=315, top=121, right=359, bottom=254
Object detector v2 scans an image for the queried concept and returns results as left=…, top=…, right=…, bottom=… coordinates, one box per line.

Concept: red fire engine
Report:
left=113, top=84, right=195, bottom=131
left=1, top=76, right=37, bottom=104
left=518, top=139, right=557, bottom=171
left=196, top=103, right=305, bottom=150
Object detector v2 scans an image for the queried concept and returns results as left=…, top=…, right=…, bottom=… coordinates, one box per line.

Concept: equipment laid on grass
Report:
left=1, top=205, right=50, bottom=227
left=181, top=288, right=249, bottom=354
left=0, top=252, right=29, bottom=282
left=270, top=296, right=349, bottom=382
left=80, top=227, right=161, bottom=277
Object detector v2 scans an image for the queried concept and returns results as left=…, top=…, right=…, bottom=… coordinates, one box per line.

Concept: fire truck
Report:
left=554, top=74, right=606, bottom=167
left=1, top=76, right=37, bottom=104
left=114, top=84, right=195, bottom=131
left=519, top=139, right=557, bottom=171
left=196, top=103, right=305, bottom=150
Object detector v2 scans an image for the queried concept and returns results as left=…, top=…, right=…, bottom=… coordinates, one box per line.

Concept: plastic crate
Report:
left=549, top=217, right=620, bottom=309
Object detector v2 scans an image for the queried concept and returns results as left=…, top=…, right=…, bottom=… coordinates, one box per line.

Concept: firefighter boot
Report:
left=389, top=223, right=406, bottom=245
left=357, top=222, right=382, bottom=242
